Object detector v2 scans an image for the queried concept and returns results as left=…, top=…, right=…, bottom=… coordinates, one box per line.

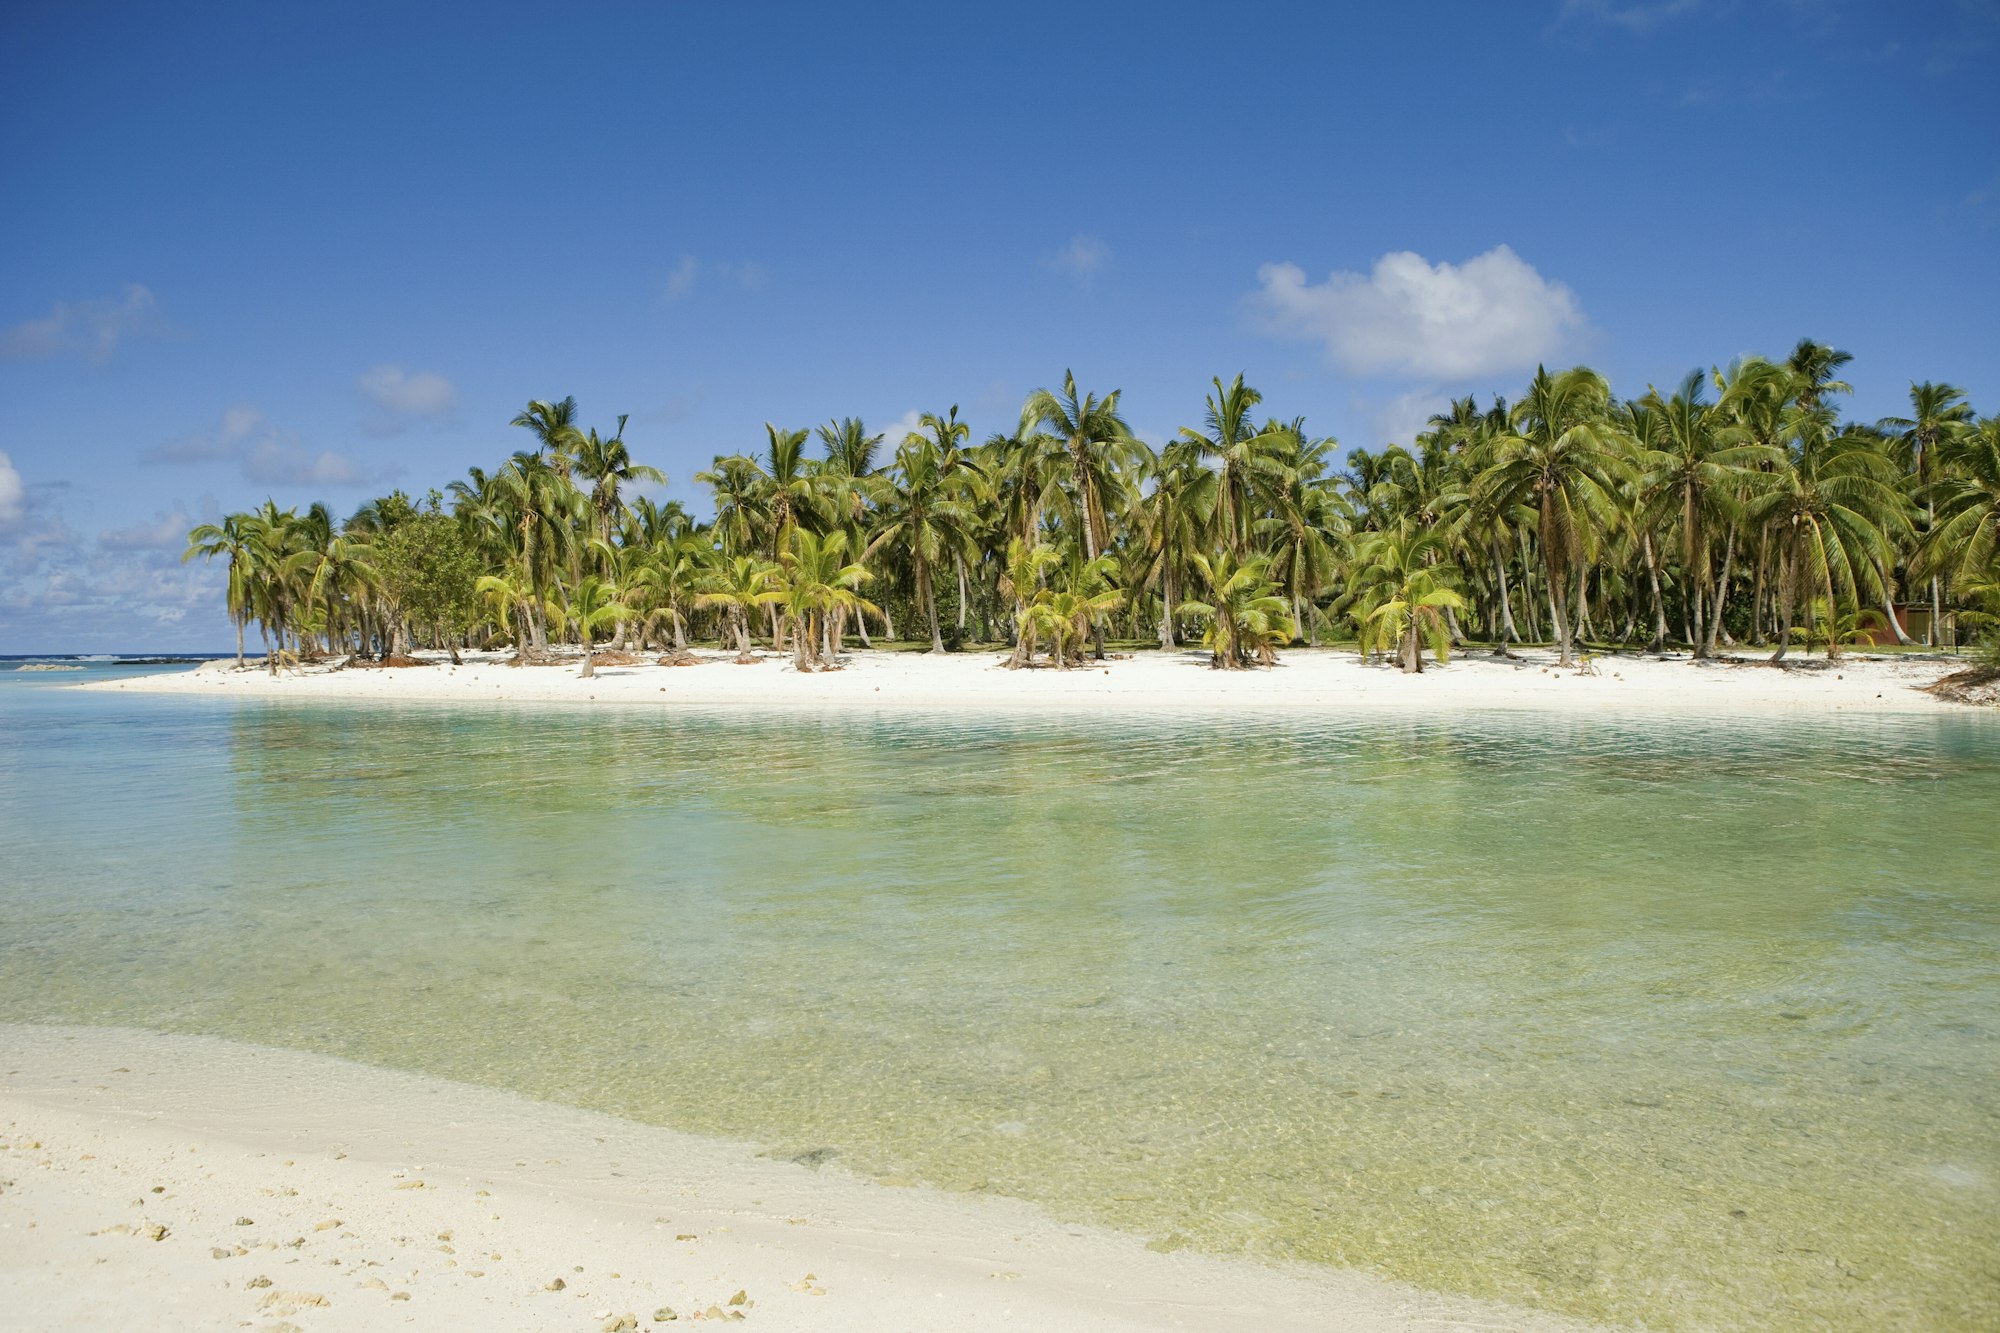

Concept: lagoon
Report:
left=2, top=664, right=1995, bottom=1329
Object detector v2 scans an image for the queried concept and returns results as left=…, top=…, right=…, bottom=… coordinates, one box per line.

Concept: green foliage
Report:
left=376, top=499, right=480, bottom=647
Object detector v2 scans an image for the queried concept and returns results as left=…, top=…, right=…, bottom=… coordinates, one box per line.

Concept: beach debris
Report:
left=653, top=1308, right=678, bottom=1322
left=391, top=1291, right=410, bottom=1301
left=258, top=1290, right=329, bottom=1311
left=545, top=1277, right=566, bottom=1291
left=143, top=1223, right=170, bottom=1241
left=313, top=1217, right=341, bottom=1231
left=246, top=1276, right=273, bottom=1289
left=359, top=1278, right=389, bottom=1292
left=393, top=1178, right=426, bottom=1189
left=211, top=1246, right=232, bottom=1259
left=727, top=1290, right=748, bottom=1307
left=603, top=1316, right=639, bottom=1332
left=235, top=1216, right=254, bottom=1225
left=150, top=1184, right=165, bottom=1193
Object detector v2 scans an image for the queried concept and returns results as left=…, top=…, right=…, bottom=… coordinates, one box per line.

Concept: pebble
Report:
left=143, top=1223, right=169, bottom=1242
left=246, top=1276, right=272, bottom=1289
left=546, top=1277, right=566, bottom=1291
left=652, top=1308, right=677, bottom=1323
left=235, top=1216, right=254, bottom=1226
left=210, top=1246, right=231, bottom=1259
left=603, top=1317, right=637, bottom=1332
left=313, top=1218, right=341, bottom=1231
left=727, top=1290, right=748, bottom=1306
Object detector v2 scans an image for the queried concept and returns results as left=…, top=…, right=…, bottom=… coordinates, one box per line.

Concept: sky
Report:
left=2, top=0, right=1996, bottom=652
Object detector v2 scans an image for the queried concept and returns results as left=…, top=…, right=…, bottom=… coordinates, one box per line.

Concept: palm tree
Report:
left=1351, top=528, right=1468, bottom=673
left=1178, top=374, right=1287, bottom=556
left=696, top=555, right=783, bottom=660
left=1179, top=551, right=1294, bottom=670
left=561, top=576, right=633, bottom=679
left=1882, top=382, right=1975, bottom=645
left=1919, top=415, right=2000, bottom=599
left=1633, top=370, right=1780, bottom=656
left=183, top=514, right=257, bottom=667
left=772, top=529, right=878, bottom=670
left=573, top=414, right=665, bottom=550
left=1135, top=439, right=1218, bottom=649
left=1476, top=366, right=1633, bottom=666
left=512, top=396, right=584, bottom=475
left=869, top=431, right=975, bottom=652
left=1748, top=419, right=1909, bottom=661
left=1020, top=371, right=1140, bottom=563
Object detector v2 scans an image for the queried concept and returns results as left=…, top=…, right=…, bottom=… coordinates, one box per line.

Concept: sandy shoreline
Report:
left=0, top=1025, right=1596, bottom=1332
left=73, top=644, right=1979, bottom=714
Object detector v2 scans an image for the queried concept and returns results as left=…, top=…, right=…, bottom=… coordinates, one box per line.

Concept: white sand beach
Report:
left=0, top=1025, right=1596, bottom=1333
left=79, top=644, right=1979, bottom=713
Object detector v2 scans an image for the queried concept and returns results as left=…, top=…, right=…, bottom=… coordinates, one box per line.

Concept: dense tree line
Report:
left=187, top=341, right=2000, bottom=676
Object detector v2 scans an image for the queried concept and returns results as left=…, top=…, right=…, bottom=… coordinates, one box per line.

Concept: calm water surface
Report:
left=2, top=665, right=1996, bottom=1329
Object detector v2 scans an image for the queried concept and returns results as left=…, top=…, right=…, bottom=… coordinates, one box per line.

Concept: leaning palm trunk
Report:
left=1491, top=540, right=1520, bottom=653
left=1872, top=559, right=1916, bottom=646
left=1707, top=529, right=1736, bottom=654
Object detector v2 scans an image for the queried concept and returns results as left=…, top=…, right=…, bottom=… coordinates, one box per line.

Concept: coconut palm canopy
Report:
left=188, top=357, right=1999, bottom=674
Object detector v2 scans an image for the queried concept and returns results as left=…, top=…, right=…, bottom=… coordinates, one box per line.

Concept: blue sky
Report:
left=2, top=0, right=1995, bottom=651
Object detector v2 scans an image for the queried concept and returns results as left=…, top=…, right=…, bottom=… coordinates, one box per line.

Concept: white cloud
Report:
left=1248, top=245, right=1586, bottom=379
left=143, top=406, right=267, bottom=465
left=244, top=437, right=368, bottom=488
left=0, top=451, right=23, bottom=529
left=99, top=507, right=195, bottom=551
left=664, top=254, right=700, bottom=301
left=1372, top=389, right=1453, bottom=449
left=662, top=256, right=770, bottom=302
left=358, top=364, right=457, bottom=418
left=1048, top=234, right=1111, bottom=284
left=875, top=410, right=926, bottom=451
left=0, top=284, right=174, bottom=362
left=142, top=406, right=384, bottom=489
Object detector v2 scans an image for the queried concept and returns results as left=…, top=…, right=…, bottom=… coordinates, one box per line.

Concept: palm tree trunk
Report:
left=957, top=556, right=969, bottom=632
left=919, top=557, right=944, bottom=653
left=1873, top=560, right=1916, bottom=646
left=1491, top=540, right=1520, bottom=653
left=1707, top=529, right=1736, bottom=654
left=235, top=618, right=246, bottom=669
left=1770, top=544, right=1794, bottom=662
left=1639, top=533, right=1669, bottom=653
left=1750, top=531, right=1769, bottom=645
left=1159, top=566, right=1176, bottom=649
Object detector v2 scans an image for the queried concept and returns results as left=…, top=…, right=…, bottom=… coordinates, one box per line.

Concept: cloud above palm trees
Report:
left=1247, top=245, right=1587, bottom=379
left=1047, top=234, right=1111, bottom=286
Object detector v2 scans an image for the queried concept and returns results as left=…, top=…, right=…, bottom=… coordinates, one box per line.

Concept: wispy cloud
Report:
left=662, top=255, right=771, bottom=302
left=1047, top=234, right=1111, bottom=286
left=143, top=406, right=268, bottom=466
left=143, top=407, right=390, bottom=490
left=0, top=284, right=178, bottom=362
left=358, top=364, right=457, bottom=436
left=1557, top=0, right=1702, bottom=32
left=1247, top=245, right=1587, bottom=380
left=359, top=364, right=457, bottom=417
left=243, top=437, right=370, bottom=487
left=98, top=506, right=196, bottom=551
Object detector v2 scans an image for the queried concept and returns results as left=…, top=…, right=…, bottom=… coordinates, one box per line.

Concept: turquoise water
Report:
left=2, top=665, right=1996, bottom=1329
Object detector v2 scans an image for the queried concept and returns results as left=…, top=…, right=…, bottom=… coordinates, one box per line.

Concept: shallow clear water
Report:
left=2, top=666, right=1996, bottom=1329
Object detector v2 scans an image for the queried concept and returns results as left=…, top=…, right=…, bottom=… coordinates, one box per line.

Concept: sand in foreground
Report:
left=79, top=644, right=1974, bottom=713
left=0, top=1026, right=1595, bottom=1332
